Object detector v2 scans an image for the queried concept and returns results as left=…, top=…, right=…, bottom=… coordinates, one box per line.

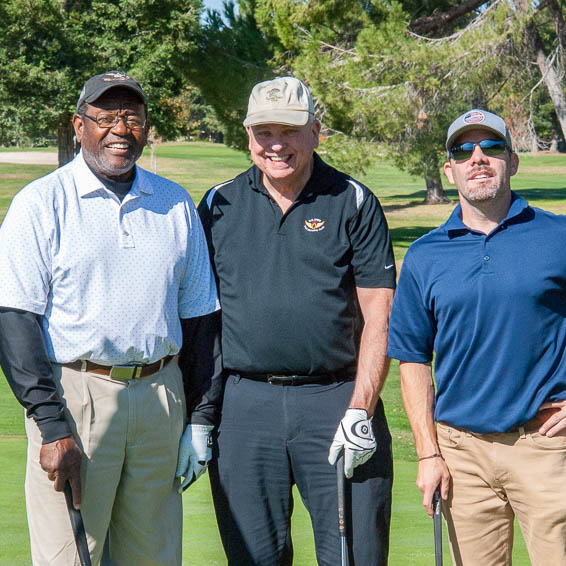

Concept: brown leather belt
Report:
left=64, top=355, right=174, bottom=380
left=510, top=408, right=561, bottom=433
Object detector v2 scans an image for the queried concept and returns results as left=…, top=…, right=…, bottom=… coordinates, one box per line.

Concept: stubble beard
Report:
left=82, top=145, right=139, bottom=180
left=460, top=182, right=500, bottom=203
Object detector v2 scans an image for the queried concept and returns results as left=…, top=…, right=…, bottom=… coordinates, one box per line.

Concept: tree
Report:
left=187, top=1, right=275, bottom=151
left=253, top=0, right=520, bottom=203
left=516, top=0, right=566, bottom=143
left=0, top=0, right=202, bottom=166
left=174, top=85, right=224, bottom=142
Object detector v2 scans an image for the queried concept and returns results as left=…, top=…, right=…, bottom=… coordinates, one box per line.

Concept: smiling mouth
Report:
left=469, top=170, right=493, bottom=180
left=267, top=155, right=291, bottom=163
left=106, top=142, right=130, bottom=150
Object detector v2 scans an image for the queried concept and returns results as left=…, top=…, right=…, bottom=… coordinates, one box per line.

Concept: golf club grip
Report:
left=433, top=487, right=443, bottom=566
left=64, top=482, right=92, bottom=566
left=336, top=454, right=350, bottom=566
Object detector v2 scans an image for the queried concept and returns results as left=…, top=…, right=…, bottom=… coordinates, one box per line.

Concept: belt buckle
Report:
left=109, top=365, right=138, bottom=380
left=267, top=375, right=297, bottom=385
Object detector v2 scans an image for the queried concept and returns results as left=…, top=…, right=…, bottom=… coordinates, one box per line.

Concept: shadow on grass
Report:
left=390, top=226, right=438, bottom=247
left=515, top=187, right=566, bottom=200
left=383, top=186, right=566, bottom=214
left=382, top=189, right=458, bottom=213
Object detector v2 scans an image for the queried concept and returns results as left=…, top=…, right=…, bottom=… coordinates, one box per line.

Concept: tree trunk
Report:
left=424, top=175, right=449, bottom=204
left=150, top=142, right=157, bottom=174
left=422, top=152, right=449, bottom=204
left=533, top=34, right=566, bottom=141
left=545, top=0, right=566, bottom=53
left=524, top=17, right=566, bottom=141
left=58, top=115, right=75, bottom=167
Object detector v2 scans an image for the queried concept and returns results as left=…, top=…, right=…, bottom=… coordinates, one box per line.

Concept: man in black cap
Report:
left=0, top=71, right=221, bottom=565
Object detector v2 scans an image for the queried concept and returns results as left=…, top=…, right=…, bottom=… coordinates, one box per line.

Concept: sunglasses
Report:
left=449, top=139, right=507, bottom=161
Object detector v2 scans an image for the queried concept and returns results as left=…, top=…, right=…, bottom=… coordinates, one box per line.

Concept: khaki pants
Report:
left=25, top=361, right=186, bottom=566
left=437, top=421, right=566, bottom=566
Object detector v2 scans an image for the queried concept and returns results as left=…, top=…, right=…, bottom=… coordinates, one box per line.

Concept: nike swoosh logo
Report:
left=384, top=264, right=394, bottom=269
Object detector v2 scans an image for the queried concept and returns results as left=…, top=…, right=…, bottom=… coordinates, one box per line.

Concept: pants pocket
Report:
left=437, top=422, right=468, bottom=449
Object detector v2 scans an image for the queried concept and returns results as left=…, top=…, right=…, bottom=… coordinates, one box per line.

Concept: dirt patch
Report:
left=0, top=152, right=57, bottom=165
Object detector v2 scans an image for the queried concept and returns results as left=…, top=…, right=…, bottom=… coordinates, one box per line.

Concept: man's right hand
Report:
left=39, top=436, right=82, bottom=509
left=417, top=455, right=451, bottom=518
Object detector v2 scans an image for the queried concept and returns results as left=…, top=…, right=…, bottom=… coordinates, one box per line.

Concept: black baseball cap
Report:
left=76, top=71, right=147, bottom=112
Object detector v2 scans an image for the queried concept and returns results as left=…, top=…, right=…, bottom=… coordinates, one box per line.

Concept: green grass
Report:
left=2, top=142, right=562, bottom=564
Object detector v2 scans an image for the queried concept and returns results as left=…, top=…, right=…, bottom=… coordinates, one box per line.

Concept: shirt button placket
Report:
left=119, top=206, right=135, bottom=249
left=482, top=238, right=493, bottom=273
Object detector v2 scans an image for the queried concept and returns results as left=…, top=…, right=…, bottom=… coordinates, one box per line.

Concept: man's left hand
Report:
left=537, top=400, right=566, bottom=437
left=175, top=424, right=214, bottom=492
left=328, top=408, right=376, bottom=478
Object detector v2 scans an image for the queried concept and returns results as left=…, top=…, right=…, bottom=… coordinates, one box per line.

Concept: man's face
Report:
left=444, top=129, right=519, bottom=203
left=72, top=88, right=148, bottom=181
left=247, top=120, right=321, bottom=187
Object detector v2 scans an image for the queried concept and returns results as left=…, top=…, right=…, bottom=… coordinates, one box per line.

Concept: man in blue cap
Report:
left=388, top=109, right=566, bottom=565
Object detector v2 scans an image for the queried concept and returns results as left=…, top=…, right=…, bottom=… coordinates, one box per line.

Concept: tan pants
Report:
left=25, top=361, right=186, bottom=566
left=437, top=421, right=566, bottom=566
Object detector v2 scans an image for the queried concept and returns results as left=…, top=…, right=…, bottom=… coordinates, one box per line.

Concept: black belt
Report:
left=235, top=372, right=354, bottom=386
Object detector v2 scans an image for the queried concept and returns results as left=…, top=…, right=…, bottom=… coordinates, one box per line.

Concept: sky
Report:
left=203, top=0, right=231, bottom=13
left=203, top=0, right=226, bottom=10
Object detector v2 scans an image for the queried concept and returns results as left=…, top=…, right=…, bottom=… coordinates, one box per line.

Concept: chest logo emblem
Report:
left=304, top=218, right=326, bottom=232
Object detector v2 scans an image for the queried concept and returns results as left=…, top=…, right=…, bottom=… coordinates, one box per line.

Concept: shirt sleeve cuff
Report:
left=37, top=418, right=73, bottom=445
left=386, top=347, right=432, bottom=363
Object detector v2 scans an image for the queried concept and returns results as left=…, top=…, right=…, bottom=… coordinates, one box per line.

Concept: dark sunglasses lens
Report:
left=479, top=140, right=506, bottom=156
left=451, top=143, right=474, bottom=160
left=451, top=140, right=506, bottom=160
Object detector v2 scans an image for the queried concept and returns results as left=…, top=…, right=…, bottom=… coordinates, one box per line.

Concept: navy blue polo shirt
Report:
left=388, top=193, right=566, bottom=433
left=199, top=153, right=396, bottom=376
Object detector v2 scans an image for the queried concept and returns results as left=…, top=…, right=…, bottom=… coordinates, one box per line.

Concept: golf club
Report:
left=433, top=486, right=443, bottom=566
left=64, top=482, right=92, bottom=566
left=336, top=453, right=350, bottom=566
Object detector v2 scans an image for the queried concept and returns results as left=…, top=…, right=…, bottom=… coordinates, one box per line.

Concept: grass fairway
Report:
left=2, top=141, right=563, bottom=564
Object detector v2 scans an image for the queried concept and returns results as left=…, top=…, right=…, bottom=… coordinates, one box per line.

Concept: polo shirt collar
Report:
left=72, top=151, right=152, bottom=198
left=445, top=191, right=529, bottom=234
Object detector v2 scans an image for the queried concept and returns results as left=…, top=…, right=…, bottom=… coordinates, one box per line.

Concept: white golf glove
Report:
left=175, top=424, right=214, bottom=492
left=328, top=408, right=376, bottom=478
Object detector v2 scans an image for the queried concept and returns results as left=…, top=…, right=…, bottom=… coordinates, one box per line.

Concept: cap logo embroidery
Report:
left=103, top=71, right=130, bottom=82
left=265, top=88, right=283, bottom=102
left=464, top=110, right=485, bottom=124
left=304, top=218, right=326, bottom=232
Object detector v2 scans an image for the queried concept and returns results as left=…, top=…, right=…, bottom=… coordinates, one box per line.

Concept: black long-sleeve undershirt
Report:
left=0, top=307, right=70, bottom=443
left=179, top=310, right=223, bottom=427
left=0, top=307, right=223, bottom=443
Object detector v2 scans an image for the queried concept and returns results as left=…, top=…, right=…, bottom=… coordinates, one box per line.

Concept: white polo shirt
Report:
left=0, top=152, right=219, bottom=364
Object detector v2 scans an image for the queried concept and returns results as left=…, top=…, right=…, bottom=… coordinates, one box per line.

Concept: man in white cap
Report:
left=0, top=70, right=221, bottom=565
left=388, top=109, right=566, bottom=565
left=198, top=76, right=396, bottom=565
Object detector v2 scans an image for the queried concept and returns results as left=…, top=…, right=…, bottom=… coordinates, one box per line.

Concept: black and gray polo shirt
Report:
left=198, top=153, right=396, bottom=376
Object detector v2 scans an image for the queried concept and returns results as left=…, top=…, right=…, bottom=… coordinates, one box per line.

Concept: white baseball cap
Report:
left=243, top=77, right=315, bottom=127
left=446, top=109, right=513, bottom=151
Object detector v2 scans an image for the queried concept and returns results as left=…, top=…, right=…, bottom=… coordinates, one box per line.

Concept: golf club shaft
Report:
left=336, top=453, right=350, bottom=566
left=64, top=482, right=92, bottom=566
left=433, top=486, right=443, bottom=566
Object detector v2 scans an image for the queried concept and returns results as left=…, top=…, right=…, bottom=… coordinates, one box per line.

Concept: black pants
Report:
left=209, top=374, right=393, bottom=566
